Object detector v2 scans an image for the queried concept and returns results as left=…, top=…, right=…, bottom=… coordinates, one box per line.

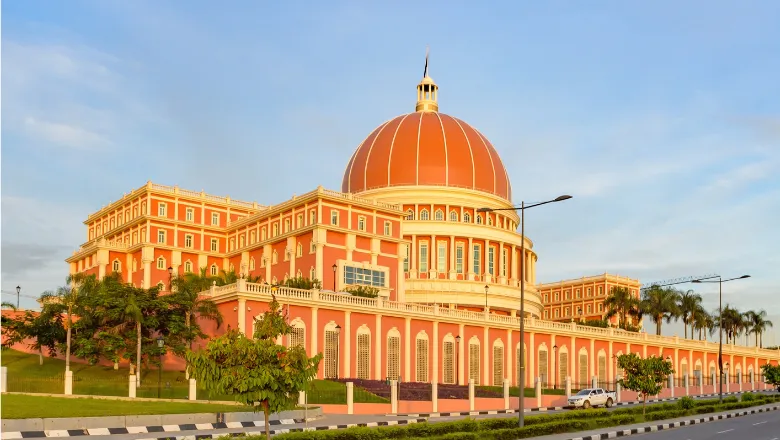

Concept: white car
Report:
left=567, top=388, right=616, bottom=409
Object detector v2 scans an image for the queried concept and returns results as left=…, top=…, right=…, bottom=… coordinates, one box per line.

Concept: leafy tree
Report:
left=617, top=353, right=674, bottom=415
left=187, top=295, right=322, bottom=440
left=345, top=285, right=379, bottom=298
left=579, top=319, right=610, bottom=328
left=760, top=364, right=780, bottom=390
left=678, top=290, right=702, bottom=339
left=283, top=276, right=322, bottom=290
left=1, top=308, right=66, bottom=365
left=640, top=286, right=681, bottom=335
left=603, top=286, right=640, bottom=331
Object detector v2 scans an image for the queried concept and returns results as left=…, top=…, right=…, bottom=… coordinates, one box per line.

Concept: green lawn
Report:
left=0, top=349, right=387, bottom=404
left=1, top=394, right=254, bottom=419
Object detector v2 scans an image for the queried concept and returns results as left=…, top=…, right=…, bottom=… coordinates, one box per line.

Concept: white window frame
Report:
left=487, top=246, right=495, bottom=276
left=357, top=216, right=366, bottom=231
left=455, top=243, right=464, bottom=274
left=437, top=241, right=447, bottom=273
left=330, top=210, right=339, bottom=226
left=184, top=234, right=193, bottom=248
left=211, top=212, right=219, bottom=226
left=158, top=203, right=167, bottom=217
left=185, top=207, right=194, bottom=222
left=419, top=241, right=429, bottom=273
left=157, top=230, right=166, bottom=244
left=472, top=244, right=481, bottom=274
left=156, top=257, right=165, bottom=270
left=383, top=221, right=391, bottom=236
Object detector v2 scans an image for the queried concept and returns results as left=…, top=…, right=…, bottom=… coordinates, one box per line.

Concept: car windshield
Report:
left=575, top=389, right=591, bottom=396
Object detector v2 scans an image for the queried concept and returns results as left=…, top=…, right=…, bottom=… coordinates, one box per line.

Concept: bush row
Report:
left=268, top=394, right=779, bottom=440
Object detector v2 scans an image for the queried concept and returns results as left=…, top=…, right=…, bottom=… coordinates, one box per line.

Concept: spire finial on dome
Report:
left=415, top=47, right=438, bottom=112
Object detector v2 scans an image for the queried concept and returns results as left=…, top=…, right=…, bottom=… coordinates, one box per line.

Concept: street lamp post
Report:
left=478, top=194, right=572, bottom=428
left=484, top=285, right=489, bottom=311
left=552, top=345, right=558, bottom=389
left=332, top=264, right=337, bottom=291
left=455, top=335, right=461, bottom=385
left=15, top=286, right=20, bottom=310
left=157, top=336, right=165, bottom=398
left=335, top=324, right=342, bottom=379
left=691, top=275, right=750, bottom=403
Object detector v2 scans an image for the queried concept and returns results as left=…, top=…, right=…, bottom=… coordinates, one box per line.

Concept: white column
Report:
left=684, top=373, right=689, bottom=396
left=391, top=380, right=398, bottom=414
left=346, top=382, right=354, bottom=414
left=142, top=259, right=152, bottom=289
left=615, top=375, right=621, bottom=402
left=458, top=323, right=465, bottom=385
left=433, top=322, right=439, bottom=384
left=669, top=373, right=674, bottom=397
left=65, top=370, right=73, bottom=395
left=129, top=374, right=137, bottom=398
left=344, top=311, right=351, bottom=378
left=311, top=307, right=318, bottom=359
left=189, top=378, right=197, bottom=400
left=535, top=376, right=542, bottom=408
left=483, top=327, right=489, bottom=386
left=375, top=314, right=382, bottom=380
left=503, top=378, right=510, bottom=410
left=506, top=329, right=513, bottom=385
left=449, top=236, right=455, bottom=280
left=404, top=317, right=411, bottom=382
left=565, top=376, right=571, bottom=398
left=0, top=366, right=6, bottom=393
left=237, top=298, right=247, bottom=335
left=468, top=379, right=475, bottom=411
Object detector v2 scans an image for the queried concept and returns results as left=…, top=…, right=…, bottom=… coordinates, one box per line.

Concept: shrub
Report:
left=644, top=409, right=687, bottom=421
left=694, top=406, right=716, bottom=414
left=677, top=396, right=696, bottom=409
left=741, top=392, right=755, bottom=402
left=723, top=396, right=739, bottom=403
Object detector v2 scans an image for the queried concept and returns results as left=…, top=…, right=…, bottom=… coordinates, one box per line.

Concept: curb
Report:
left=568, top=404, right=780, bottom=440
left=385, top=389, right=771, bottom=418
left=2, top=417, right=319, bottom=439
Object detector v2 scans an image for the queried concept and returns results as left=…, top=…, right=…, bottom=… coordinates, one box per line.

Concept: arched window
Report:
left=476, top=215, right=483, bottom=225
left=239, top=236, right=245, bottom=248
left=210, top=264, right=218, bottom=276
left=261, top=228, right=267, bottom=241
left=141, top=202, right=147, bottom=215
left=284, top=219, right=290, bottom=233
left=387, top=328, right=401, bottom=381
left=416, top=331, right=430, bottom=383
left=539, top=346, right=549, bottom=386
left=357, top=326, right=371, bottom=380
left=449, top=211, right=458, bottom=222
left=296, top=243, right=303, bottom=257
left=249, top=257, right=256, bottom=271
left=184, top=260, right=193, bottom=273
left=615, top=351, right=624, bottom=377
left=420, top=209, right=430, bottom=221
left=493, top=340, right=504, bottom=386
left=229, top=238, right=235, bottom=251
left=443, top=335, right=456, bottom=384
left=463, top=213, right=471, bottom=223
left=324, top=323, right=339, bottom=379
left=578, top=348, right=589, bottom=387
left=487, top=216, right=493, bottom=226
left=250, top=231, right=256, bottom=244
left=296, top=269, right=302, bottom=278
left=598, top=350, right=607, bottom=385
left=434, top=209, right=444, bottom=221
left=272, top=251, right=278, bottom=264
left=469, top=336, right=480, bottom=385
left=272, top=224, right=279, bottom=237
left=156, top=257, right=166, bottom=270
left=112, top=260, right=121, bottom=272
left=310, top=267, right=316, bottom=280
left=229, top=263, right=235, bottom=272
left=289, top=318, right=305, bottom=348
left=309, top=210, right=316, bottom=224
left=558, top=346, right=569, bottom=387
left=405, top=209, right=414, bottom=220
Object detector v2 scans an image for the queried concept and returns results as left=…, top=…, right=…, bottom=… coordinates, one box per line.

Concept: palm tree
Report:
left=640, top=286, right=681, bottom=335
left=603, top=286, right=640, bottom=330
left=678, top=290, right=703, bottom=339
left=717, top=305, right=743, bottom=344
left=745, top=310, right=773, bottom=348
left=691, top=306, right=711, bottom=341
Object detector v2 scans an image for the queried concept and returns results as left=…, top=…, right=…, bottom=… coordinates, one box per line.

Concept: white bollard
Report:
left=591, top=376, right=597, bottom=390
left=432, top=382, right=438, bottom=413
left=535, top=377, right=542, bottom=408
left=0, top=366, right=7, bottom=393
left=298, top=390, right=306, bottom=406
left=565, top=376, right=571, bottom=398
left=502, top=379, right=509, bottom=410
left=129, top=374, right=137, bottom=398
left=346, top=382, right=354, bottom=415
left=468, top=379, right=475, bottom=411
left=64, top=370, right=73, bottom=395
left=684, top=374, right=689, bottom=396
left=616, top=375, right=622, bottom=402
left=390, top=380, right=398, bottom=414
left=669, top=374, right=674, bottom=398
left=189, top=378, right=197, bottom=401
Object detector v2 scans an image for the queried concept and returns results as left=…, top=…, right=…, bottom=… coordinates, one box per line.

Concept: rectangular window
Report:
left=343, top=265, right=386, bottom=287
left=330, top=210, right=339, bottom=226
left=310, top=210, right=316, bottom=225
left=185, top=207, right=194, bottom=222
left=158, top=203, right=167, bottom=217
left=296, top=214, right=303, bottom=229
left=587, top=287, right=592, bottom=297
left=383, top=221, right=391, bottom=236
left=487, top=246, right=495, bottom=276
left=587, top=304, right=592, bottom=313
left=284, top=219, right=290, bottom=233
left=455, top=244, right=464, bottom=273
left=437, top=242, right=446, bottom=273
left=210, top=238, right=218, bottom=252
left=157, top=230, right=165, bottom=244
left=472, top=244, right=481, bottom=274
left=357, top=216, right=366, bottom=231
left=184, top=234, right=193, bottom=248
left=403, top=245, right=409, bottom=273
left=501, top=248, right=507, bottom=277
left=598, top=286, right=604, bottom=295
left=419, top=242, right=429, bottom=273
left=211, top=212, right=219, bottom=226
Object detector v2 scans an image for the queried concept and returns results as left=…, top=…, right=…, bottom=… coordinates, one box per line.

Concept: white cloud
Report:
left=23, top=117, right=111, bottom=150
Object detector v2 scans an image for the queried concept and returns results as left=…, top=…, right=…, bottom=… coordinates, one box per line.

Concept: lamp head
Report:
left=476, top=207, right=492, bottom=213
left=332, top=264, right=337, bottom=272
left=168, top=266, right=173, bottom=275
left=739, top=275, right=751, bottom=279
left=16, top=286, right=20, bottom=294
left=157, top=336, right=164, bottom=348
left=484, top=285, right=489, bottom=293
left=335, top=324, right=341, bottom=333
left=554, top=195, right=573, bottom=202
left=455, top=335, right=461, bottom=342
left=691, top=280, right=702, bottom=283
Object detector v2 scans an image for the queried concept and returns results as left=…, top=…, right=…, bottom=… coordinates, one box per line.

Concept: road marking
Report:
left=717, top=429, right=735, bottom=434
left=753, top=421, right=768, bottom=425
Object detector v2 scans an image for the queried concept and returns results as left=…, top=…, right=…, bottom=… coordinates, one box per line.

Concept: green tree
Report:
left=678, top=290, right=702, bottom=339
left=283, top=276, right=322, bottom=290
left=603, top=286, right=640, bottom=330
left=345, top=285, right=379, bottom=298
left=187, top=295, right=321, bottom=440
left=760, top=364, right=780, bottom=390
left=692, top=307, right=713, bottom=341
left=617, top=353, right=674, bottom=415
left=1, top=307, right=67, bottom=365
left=640, top=286, right=681, bottom=335
left=745, top=310, right=773, bottom=348
left=717, top=305, right=743, bottom=344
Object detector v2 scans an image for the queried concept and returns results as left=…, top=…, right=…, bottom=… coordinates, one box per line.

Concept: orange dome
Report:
left=342, top=112, right=512, bottom=200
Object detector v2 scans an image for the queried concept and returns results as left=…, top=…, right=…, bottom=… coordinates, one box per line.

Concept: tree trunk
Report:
left=39, top=347, right=44, bottom=366
left=136, top=322, right=142, bottom=385
left=642, top=394, right=646, bottom=416
left=66, top=308, right=73, bottom=372
left=656, top=317, right=662, bottom=336
left=684, top=319, right=688, bottom=339
left=114, top=361, right=119, bottom=370
left=262, top=401, right=271, bottom=440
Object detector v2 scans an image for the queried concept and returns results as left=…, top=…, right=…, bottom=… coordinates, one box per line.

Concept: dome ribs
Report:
left=417, top=113, right=447, bottom=185
left=455, top=116, right=496, bottom=196
left=475, top=128, right=509, bottom=200
left=441, top=114, right=475, bottom=191
left=388, top=112, right=421, bottom=187
left=363, top=117, right=401, bottom=191
left=385, top=113, right=413, bottom=188
left=345, top=123, right=386, bottom=193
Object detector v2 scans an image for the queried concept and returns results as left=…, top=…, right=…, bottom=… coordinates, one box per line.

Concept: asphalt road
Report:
left=629, top=409, right=779, bottom=440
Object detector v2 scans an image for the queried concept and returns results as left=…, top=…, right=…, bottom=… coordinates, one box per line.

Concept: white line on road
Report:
left=717, top=429, right=735, bottom=434
left=753, top=421, right=767, bottom=425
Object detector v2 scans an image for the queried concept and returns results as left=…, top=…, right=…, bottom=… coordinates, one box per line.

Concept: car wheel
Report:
left=583, top=400, right=591, bottom=409
left=606, top=398, right=613, bottom=408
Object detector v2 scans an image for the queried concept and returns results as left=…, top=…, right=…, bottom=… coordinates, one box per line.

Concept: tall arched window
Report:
left=249, top=257, right=256, bottom=271
left=357, top=326, right=371, bottom=380
left=598, top=350, right=607, bottom=385
left=112, top=260, right=121, bottom=272
left=539, top=346, right=549, bottom=386
left=476, top=215, right=483, bottom=225
left=493, top=340, right=504, bottom=386
left=449, top=211, right=458, bottom=222
left=405, top=209, right=414, bottom=220
left=210, top=264, right=218, bottom=276
left=296, top=243, right=303, bottom=257
left=443, top=335, right=456, bottom=384
left=416, top=331, right=429, bottom=383
left=559, top=347, right=569, bottom=387
left=578, top=348, right=589, bottom=387
left=387, top=329, right=401, bottom=381
left=272, top=251, right=278, bottom=264
left=420, top=209, right=430, bottom=221
left=184, top=260, right=193, bottom=273
left=289, top=319, right=305, bottom=348
left=468, top=336, right=480, bottom=385
left=464, top=212, right=471, bottom=223
left=324, top=323, right=339, bottom=379
left=434, top=209, right=444, bottom=221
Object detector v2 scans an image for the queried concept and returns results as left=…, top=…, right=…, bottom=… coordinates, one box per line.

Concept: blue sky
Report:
left=2, top=0, right=779, bottom=345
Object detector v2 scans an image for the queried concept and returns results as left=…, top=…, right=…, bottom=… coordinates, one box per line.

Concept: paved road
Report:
left=632, top=410, right=780, bottom=440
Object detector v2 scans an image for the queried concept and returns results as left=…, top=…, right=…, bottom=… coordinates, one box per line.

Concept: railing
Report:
left=319, top=188, right=401, bottom=211
left=207, top=281, right=780, bottom=358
